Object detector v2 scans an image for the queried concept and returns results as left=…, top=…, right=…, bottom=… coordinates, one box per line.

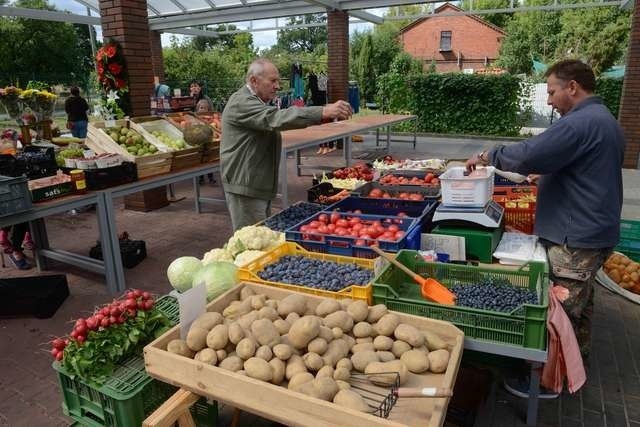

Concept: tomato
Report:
left=382, top=192, right=391, bottom=199
left=380, top=231, right=395, bottom=240
left=424, top=173, right=435, bottom=183
left=431, top=178, right=440, bottom=185
left=309, top=221, right=321, bottom=228
left=395, top=231, right=405, bottom=239
left=335, top=228, right=348, bottom=236
left=327, top=223, right=336, bottom=233
left=300, top=225, right=309, bottom=232
left=409, top=193, right=423, bottom=201
left=336, top=219, right=349, bottom=228
left=351, top=223, right=364, bottom=232
left=330, top=212, right=341, bottom=224
left=355, top=239, right=366, bottom=246
left=369, top=188, right=383, bottom=198
left=366, top=227, right=380, bottom=238
left=349, top=217, right=361, bottom=226
left=399, top=192, right=409, bottom=200
left=317, top=225, right=328, bottom=234
left=388, top=224, right=400, bottom=233
left=318, top=213, right=329, bottom=223
left=360, top=234, right=373, bottom=240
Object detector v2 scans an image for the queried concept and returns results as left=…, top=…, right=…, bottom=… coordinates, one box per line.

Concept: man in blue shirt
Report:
left=467, top=59, right=625, bottom=398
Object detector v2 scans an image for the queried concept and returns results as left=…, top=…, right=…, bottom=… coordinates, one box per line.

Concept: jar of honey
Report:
left=70, top=169, right=87, bottom=194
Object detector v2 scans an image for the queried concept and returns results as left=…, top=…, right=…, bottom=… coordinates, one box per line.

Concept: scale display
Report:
left=433, top=200, right=505, bottom=228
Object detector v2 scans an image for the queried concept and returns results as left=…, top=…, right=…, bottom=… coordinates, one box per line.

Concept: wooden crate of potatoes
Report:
left=144, top=282, right=463, bottom=427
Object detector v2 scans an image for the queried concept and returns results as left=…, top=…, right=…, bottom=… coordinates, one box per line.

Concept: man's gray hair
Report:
left=246, top=58, right=274, bottom=82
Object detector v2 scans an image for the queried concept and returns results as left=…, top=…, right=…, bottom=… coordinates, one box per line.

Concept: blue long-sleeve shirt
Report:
left=488, top=96, right=625, bottom=248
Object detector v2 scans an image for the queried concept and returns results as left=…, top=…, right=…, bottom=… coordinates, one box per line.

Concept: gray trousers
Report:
left=224, top=192, right=272, bottom=231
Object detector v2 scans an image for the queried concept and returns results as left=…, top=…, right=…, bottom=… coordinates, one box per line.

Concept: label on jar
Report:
left=76, top=179, right=86, bottom=190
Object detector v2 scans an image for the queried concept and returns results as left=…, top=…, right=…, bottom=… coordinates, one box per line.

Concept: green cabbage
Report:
left=167, top=256, right=202, bottom=292
left=191, top=261, right=239, bottom=301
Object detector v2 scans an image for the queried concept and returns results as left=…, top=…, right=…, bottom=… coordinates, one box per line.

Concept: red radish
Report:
left=137, top=301, right=145, bottom=310
left=55, top=352, right=64, bottom=361
left=100, top=317, right=110, bottom=328
left=70, top=330, right=79, bottom=339
left=109, top=316, right=117, bottom=325
left=144, top=300, right=154, bottom=310
left=110, top=307, right=121, bottom=317
left=75, top=318, right=86, bottom=328
left=100, top=307, right=110, bottom=316
left=117, top=315, right=126, bottom=324
left=133, top=290, right=143, bottom=298
left=76, top=335, right=86, bottom=343
left=52, top=338, right=66, bottom=350
left=86, top=317, right=98, bottom=331
left=51, top=348, right=60, bottom=357
left=126, top=299, right=137, bottom=310
left=75, top=324, right=87, bottom=336
left=127, top=308, right=137, bottom=317
left=142, top=291, right=152, bottom=300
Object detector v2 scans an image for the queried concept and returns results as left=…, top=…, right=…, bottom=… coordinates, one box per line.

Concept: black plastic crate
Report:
left=0, top=274, right=69, bottom=318
left=352, top=181, right=441, bottom=200
left=307, top=182, right=350, bottom=205
left=90, top=238, right=147, bottom=269
left=17, top=146, right=58, bottom=179
left=0, top=175, right=32, bottom=217
left=62, top=162, right=138, bottom=191
left=0, top=154, right=26, bottom=177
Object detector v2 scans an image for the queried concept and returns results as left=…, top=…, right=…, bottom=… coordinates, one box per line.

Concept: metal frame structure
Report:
left=0, top=0, right=630, bottom=38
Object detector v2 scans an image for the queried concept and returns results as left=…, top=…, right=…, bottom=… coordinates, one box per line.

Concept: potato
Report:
left=273, top=343, right=293, bottom=361
left=374, top=313, right=400, bottom=336
left=258, top=306, right=279, bottom=321
left=269, top=358, right=285, bottom=385
left=216, top=349, right=227, bottom=361
left=219, top=355, right=243, bottom=372
left=273, top=319, right=291, bottom=335
left=333, top=367, right=351, bottom=381
left=353, top=322, right=373, bottom=338
left=265, top=299, right=278, bottom=310
left=331, top=327, right=344, bottom=339
left=324, top=311, right=354, bottom=332
left=312, top=377, right=340, bottom=401
left=367, top=304, right=388, bottom=323
left=285, top=312, right=301, bottom=324
left=240, top=287, right=255, bottom=301
left=391, top=340, right=412, bottom=358
left=256, top=345, right=273, bottom=361
left=288, top=316, right=321, bottom=349
left=336, top=358, right=353, bottom=371
left=223, top=299, right=252, bottom=319
left=336, top=380, right=351, bottom=391
left=414, top=345, right=429, bottom=354
left=285, top=355, right=308, bottom=380
left=342, top=334, right=356, bottom=350
left=206, top=324, right=229, bottom=350
left=333, top=389, right=369, bottom=412
left=322, top=339, right=351, bottom=368
left=356, top=337, right=373, bottom=344
left=376, top=351, right=396, bottom=362
left=237, top=311, right=259, bottom=330
left=318, top=326, right=334, bottom=343
left=303, top=352, right=324, bottom=371
left=236, top=338, right=257, bottom=360
left=308, top=337, right=328, bottom=355
left=250, top=294, right=267, bottom=310
left=424, top=330, right=449, bottom=351
left=186, top=326, right=209, bottom=351
left=351, top=343, right=375, bottom=353
left=228, top=322, right=245, bottom=345
left=338, top=298, right=353, bottom=309
left=316, top=366, right=335, bottom=379
left=316, top=299, right=341, bottom=316
left=365, top=360, right=408, bottom=386
left=394, top=324, right=424, bottom=347
left=347, top=300, right=369, bottom=322
left=277, top=294, right=307, bottom=317
left=192, top=312, right=223, bottom=331
left=244, top=357, right=273, bottom=382
left=288, top=372, right=314, bottom=390
left=251, top=319, right=281, bottom=347
left=400, top=349, right=429, bottom=373
left=373, top=336, right=394, bottom=351
left=428, top=349, right=450, bottom=373
left=351, top=350, right=379, bottom=372
left=194, top=348, right=218, bottom=365
left=167, top=339, right=195, bottom=358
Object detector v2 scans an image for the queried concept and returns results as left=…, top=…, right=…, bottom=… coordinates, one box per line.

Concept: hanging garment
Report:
left=308, top=73, right=326, bottom=106
left=291, top=64, right=304, bottom=99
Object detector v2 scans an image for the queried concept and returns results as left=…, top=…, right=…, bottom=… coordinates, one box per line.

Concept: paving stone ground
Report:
left=1, top=134, right=638, bottom=426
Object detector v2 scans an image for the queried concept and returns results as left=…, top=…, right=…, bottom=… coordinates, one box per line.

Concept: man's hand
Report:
left=322, top=100, right=353, bottom=121
left=527, top=174, right=541, bottom=184
left=465, top=151, right=489, bottom=173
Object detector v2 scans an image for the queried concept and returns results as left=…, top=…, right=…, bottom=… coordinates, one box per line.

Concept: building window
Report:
left=440, top=31, right=452, bottom=52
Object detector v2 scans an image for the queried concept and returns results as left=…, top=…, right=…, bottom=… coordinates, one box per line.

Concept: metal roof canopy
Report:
left=0, top=0, right=630, bottom=37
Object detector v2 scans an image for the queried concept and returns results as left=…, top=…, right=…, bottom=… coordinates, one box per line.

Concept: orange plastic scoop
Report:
left=372, top=246, right=456, bottom=305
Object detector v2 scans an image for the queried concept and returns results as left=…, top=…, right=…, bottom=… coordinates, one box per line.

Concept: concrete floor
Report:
left=0, top=134, right=639, bottom=426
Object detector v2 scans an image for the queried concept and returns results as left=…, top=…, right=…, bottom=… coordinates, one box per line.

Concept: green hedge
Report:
left=595, top=77, right=623, bottom=119
left=407, top=73, right=530, bottom=136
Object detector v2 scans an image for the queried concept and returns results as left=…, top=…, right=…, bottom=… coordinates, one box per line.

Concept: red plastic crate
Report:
left=492, top=185, right=537, bottom=234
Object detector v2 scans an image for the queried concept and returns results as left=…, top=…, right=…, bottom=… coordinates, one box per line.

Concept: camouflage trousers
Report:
left=544, top=242, right=613, bottom=361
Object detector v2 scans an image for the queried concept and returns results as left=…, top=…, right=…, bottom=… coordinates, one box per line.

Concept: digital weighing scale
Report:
left=431, top=200, right=505, bottom=263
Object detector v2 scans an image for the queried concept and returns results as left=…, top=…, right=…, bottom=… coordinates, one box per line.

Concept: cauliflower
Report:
left=227, top=226, right=282, bottom=255
left=202, top=248, right=234, bottom=264
left=233, top=250, right=266, bottom=267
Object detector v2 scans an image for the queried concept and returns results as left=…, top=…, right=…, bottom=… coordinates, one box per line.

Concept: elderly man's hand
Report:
left=465, top=151, right=488, bottom=173
left=322, top=100, right=353, bottom=121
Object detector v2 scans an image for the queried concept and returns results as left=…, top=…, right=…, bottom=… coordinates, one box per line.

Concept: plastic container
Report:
left=439, top=166, right=495, bottom=207
left=238, top=242, right=374, bottom=303
left=0, top=175, right=32, bottom=217
left=285, top=212, right=421, bottom=259
left=616, top=219, right=640, bottom=262
left=351, top=182, right=441, bottom=200
left=372, top=250, right=549, bottom=349
left=75, top=158, right=97, bottom=170
left=262, top=201, right=324, bottom=232
left=492, top=185, right=537, bottom=234
left=307, top=182, right=349, bottom=205
left=327, top=196, right=437, bottom=232
left=378, top=169, right=442, bottom=187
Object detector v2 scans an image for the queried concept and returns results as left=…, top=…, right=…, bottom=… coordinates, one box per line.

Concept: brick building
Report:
left=398, top=3, right=506, bottom=73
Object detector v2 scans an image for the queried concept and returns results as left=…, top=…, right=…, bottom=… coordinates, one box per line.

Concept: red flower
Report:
left=95, top=48, right=104, bottom=61
left=115, top=78, right=127, bottom=89
left=97, top=63, right=104, bottom=75
left=108, top=63, right=122, bottom=75
left=104, top=44, right=117, bottom=58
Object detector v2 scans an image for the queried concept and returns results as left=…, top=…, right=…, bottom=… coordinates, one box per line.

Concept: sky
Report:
left=51, top=0, right=380, bottom=49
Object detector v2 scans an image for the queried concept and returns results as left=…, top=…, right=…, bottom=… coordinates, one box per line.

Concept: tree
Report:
left=275, top=14, right=327, bottom=54
left=190, top=24, right=242, bottom=51
left=355, top=34, right=374, bottom=103
left=459, top=0, right=513, bottom=29
left=0, top=0, right=93, bottom=86
left=384, top=4, right=430, bottom=30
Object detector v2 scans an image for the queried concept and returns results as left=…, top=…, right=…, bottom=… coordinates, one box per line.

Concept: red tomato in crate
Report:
left=336, top=219, right=349, bottom=228
left=395, top=231, right=405, bottom=239
left=424, top=173, right=435, bottom=183
left=380, top=231, right=396, bottom=240
left=317, top=225, right=328, bottom=234
left=355, top=239, right=366, bottom=246
left=388, top=224, right=400, bottom=233
left=409, top=193, right=424, bottom=201
left=431, top=178, right=440, bottom=185
left=349, top=217, right=361, bottom=226
left=309, top=221, right=321, bottom=228
left=352, top=223, right=364, bottom=232
left=330, top=212, right=341, bottom=224
left=335, top=227, right=348, bottom=236
left=318, top=213, right=329, bottom=223
left=327, top=223, right=336, bottom=233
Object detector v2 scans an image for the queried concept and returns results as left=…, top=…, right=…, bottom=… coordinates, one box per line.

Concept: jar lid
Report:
left=70, top=169, right=83, bottom=174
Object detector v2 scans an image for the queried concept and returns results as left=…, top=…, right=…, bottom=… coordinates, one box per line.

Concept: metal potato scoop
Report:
left=371, top=246, right=456, bottom=305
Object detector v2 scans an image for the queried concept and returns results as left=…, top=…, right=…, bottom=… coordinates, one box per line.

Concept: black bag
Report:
left=0, top=274, right=69, bottom=318
left=90, top=232, right=147, bottom=269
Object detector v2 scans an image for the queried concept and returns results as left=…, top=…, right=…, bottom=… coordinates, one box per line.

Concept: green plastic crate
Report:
left=373, top=250, right=549, bottom=349
left=54, top=295, right=217, bottom=427
left=616, top=219, right=640, bottom=261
